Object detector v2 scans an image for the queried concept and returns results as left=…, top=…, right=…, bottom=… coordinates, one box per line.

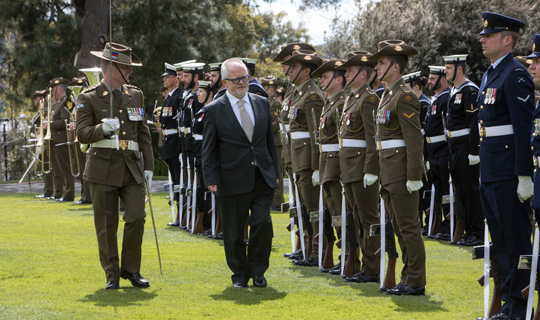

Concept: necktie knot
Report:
left=238, top=99, right=245, bottom=108
left=487, top=65, right=494, bottom=77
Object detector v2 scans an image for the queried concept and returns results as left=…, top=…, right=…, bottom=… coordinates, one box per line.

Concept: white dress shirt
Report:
left=226, top=90, right=255, bottom=128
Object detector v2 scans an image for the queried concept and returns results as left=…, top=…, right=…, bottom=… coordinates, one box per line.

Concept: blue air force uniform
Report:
left=477, top=12, right=535, bottom=319
left=529, top=34, right=540, bottom=212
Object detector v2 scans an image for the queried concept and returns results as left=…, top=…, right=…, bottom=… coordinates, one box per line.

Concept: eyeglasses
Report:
left=224, top=75, right=249, bottom=84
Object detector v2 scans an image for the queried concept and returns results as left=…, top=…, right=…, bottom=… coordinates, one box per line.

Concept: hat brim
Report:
left=161, top=71, right=177, bottom=77
left=479, top=29, right=503, bottom=35
left=281, top=55, right=323, bottom=67
left=336, top=57, right=377, bottom=70
left=90, top=50, right=143, bottom=67
left=526, top=52, right=540, bottom=59
left=311, top=64, right=340, bottom=78
left=48, top=79, right=70, bottom=88
left=368, top=46, right=418, bottom=61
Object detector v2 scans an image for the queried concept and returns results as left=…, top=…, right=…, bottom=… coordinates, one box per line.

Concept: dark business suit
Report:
left=202, top=92, right=279, bottom=284
left=478, top=53, right=534, bottom=318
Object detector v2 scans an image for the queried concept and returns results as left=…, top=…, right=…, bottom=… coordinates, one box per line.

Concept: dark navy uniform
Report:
left=424, top=84, right=451, bottom=237
left=477, top=12, right=534, bottom=318
left=214, top=87, right=226, bottom=101
left=160, top=86, right=183, bottom=200
left=529, top=34, right=540, bottom=214
left=374, top=84, right=384, bottom=99
left=249, top=78, right=269, bottom=98
left=446, top=79, right=483, bottom=241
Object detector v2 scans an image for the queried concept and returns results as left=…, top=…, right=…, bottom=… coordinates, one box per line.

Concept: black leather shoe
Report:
left=421, top=225, right=428, bottom=236
left=202, top=229, right=212, bottom=236
left=55, top=198, right=74, bottom=202
left=385, top=283, right=425, bottom=296
left=328, top=263, right=342, bottom=275
left=233, top=282, right=248, bottom=288
left=74, top=199, right=92, bottom=204
left=288, top=251, right=305, bottom=260
left=347, top=273, right=380, bottom=283
left=46, top=196, right=60, bottom=200
left=283, top=249, right=302, bottom=258
left=320, top=266, right=334, bottom=273
left=270, top=206, right=281, bottom=211
left=379, top=286, right=390, bottom=293
left=465, top=234, right=483, bottom=247
left=253, top=275, right=267, bottom=287
left=120, top=270, right=150, bottom=288
left=213, top=232, right=224, bottom=240
left=436, top=233, right=451, bottom=241
left=343, top=271, right=365, bottom=279
left=35, top=193, right=53, bottom=198
left=293, top=256, right=318, bottom=266
left=488, top=313, right=514, bottom=320
left=167, top=221, right=180, bottom=227
left=106, top=280, right=119, bottom=290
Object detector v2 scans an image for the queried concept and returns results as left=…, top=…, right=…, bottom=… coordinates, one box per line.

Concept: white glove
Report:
left=406, top=180, right=423, bottom=193
left=425, top=161, right=430, bottom=171
left=36, top=145, right=42, bottom=156
left=363, top=173, right=378, bottom=188
left=102, top=122, right=114, bottom=136
left=144, top=170, right=154, bottom=189
left=517, top=176, right=534, bottom=203
left=312, top=170, right=320, bottom=186
left=468, top=154, right=480, bottom=166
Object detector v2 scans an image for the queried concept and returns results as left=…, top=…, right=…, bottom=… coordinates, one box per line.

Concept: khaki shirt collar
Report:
left=352, top=83, right=369, bottom=95
left=328, top=89, right=344, bottom=102
left=296, top=79, right=311, bottom=92
left=101, top=80, right=123, bottom=93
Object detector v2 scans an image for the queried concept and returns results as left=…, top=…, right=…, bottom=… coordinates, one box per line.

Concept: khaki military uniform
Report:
left=281, top=86, right=296, bottom=201
left=76, top=81, right=153, bottom=281
left=50, top=95, right=75, bottom=199
left=269, top=93, right=284, bottom=207
left=339, top=83, right=380, bottom=275
left=288, top=78, right=324, bottom=258
left=376, top=78, right=426, bottom=287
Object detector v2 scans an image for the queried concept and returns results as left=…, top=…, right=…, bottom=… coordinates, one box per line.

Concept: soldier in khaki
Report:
left=281, top=50, right=325, bottom=265
left=261, top=76, right=285, bottom=210
left=369, top=40, right=426, bottom=295
left=335, top=52, right=381, bottom=282
left=305, top=59, right=346, bottom=270
left=46, top=78, right=75, bottom=202
left=273, top=43, right=316, bottom=259
left=76, top=42, right=154, bottom=290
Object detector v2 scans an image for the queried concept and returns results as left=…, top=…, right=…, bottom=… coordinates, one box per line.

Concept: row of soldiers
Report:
left=155, top=11, right=540, bottom=319
left=30, top=78, right=92, bottom=205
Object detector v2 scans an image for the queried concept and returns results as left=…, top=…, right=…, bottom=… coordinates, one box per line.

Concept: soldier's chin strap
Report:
left=283, top=65, right=291, bottom=76
left=291, top=65, right=307, bottom=85
left=322, top=71, right=337, bottom=92
left=189, top=73, right=197, bottom=90
left=450, top=64, right=458, bottom=82
left=211, top=73, right=222, bottom=91
left=378, top=56, right=398, bottom=84
left=346, top=66, right=364, bottom=86
left=202, top=89, right=211, bottom=105
left=369, top=70, right=378, bottom=87
left=431, top=73, right=444, bottom=92
left=114, top=63, right=129, bottom=85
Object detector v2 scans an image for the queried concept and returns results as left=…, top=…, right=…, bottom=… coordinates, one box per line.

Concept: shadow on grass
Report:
left=210, top=286, right=287, bottom=305
left=79, top=288, right=158, bottom=307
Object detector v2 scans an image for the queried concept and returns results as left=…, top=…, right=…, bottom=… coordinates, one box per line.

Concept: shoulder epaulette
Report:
left=81, top=84, right=99, bottom=94
left=125, top=84, right=142, bottom=91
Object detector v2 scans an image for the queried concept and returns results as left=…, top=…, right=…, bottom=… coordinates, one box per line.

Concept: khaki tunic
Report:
left=319, top=89, right=345, bottom=183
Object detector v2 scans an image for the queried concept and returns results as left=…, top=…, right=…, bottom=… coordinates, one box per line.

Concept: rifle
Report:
left=473, top=242, right=501, bottom=318
left=519, top=222, right=540, bottom=320
left=321, top=206, right=336, bottom=270
left=178, top=155, right=185, bottom=229
left=293, top=173, right=306, bottom=259
left=191, top=157, right=198, bottom=234
left=373, top=217, right=398, bottom=289
left=342, top=204, right=358, bottom=277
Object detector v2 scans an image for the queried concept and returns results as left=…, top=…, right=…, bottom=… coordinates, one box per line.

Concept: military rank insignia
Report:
left=454, top=94, right=462, bottom=104
left=484, top=88, right=496, bottom=104
left=376, top=109, right=391, bottom=124
left=127, top=107, right=145, bottom=121
left=535, top=118, right=540, bottom=136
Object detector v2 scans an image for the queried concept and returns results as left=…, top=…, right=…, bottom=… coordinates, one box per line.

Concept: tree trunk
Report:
left=75, top=0, right=109, bottom=72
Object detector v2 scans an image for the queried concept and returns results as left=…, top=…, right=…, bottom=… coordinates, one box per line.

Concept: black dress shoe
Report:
left=347, top=273, right=380, bottom=283
left=167, top=221, right=180, bottom=227
left=253, top=275, right=267, bottom=288
left=437, top=233, right=451, bottom=241
left=233, top=282, right=248, bottom=288
left=46, top=196, right=60, bottom=200
left=213, top=232, right=224, bottom=240
left=55, top=198, right=74, bottom=202
left=180, top=226, right=188, bottom=230
left=120, top=270, right=150, bottom=288
left=320, top=266, right=334, bottom=273
left=293, top=256, right=318, bottom=266
left=283, top=249, right=302, bottom=258
left=270, top=206, right=281, bottom=211
left=328, top=263, right=342, bottom=275
left=106, top=280, right=119, bottom=290
left=35, top=193, right=53, bottom=198
left=385, top=282, right=425, bottom=296
left=421, top=225, right=428, bottom=236
left=74, top=199, right=92, bottom=204
left=379, top=286, right=390, bottom=292
left=202, top=229, right=212, bottom=236
left=288, top=251, right=305, bottom=260
left=343, top=271, right=364, bottom=279
left=489, top=313, right=514, bottom=320
left=465, top=234, right=483, bottom=247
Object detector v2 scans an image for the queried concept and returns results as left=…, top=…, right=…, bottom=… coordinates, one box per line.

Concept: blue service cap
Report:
left=526, top=34, right=540, bottom=59
left=479, top=12, right=525, bottom=35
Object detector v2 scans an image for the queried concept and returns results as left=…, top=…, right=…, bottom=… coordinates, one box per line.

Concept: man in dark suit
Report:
left=477, top=12, right=535, bottom=320
left=202, top=58, right=279, bottom=288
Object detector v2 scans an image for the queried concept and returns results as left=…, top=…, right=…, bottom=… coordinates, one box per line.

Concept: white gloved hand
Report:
left=468, top=154, right=480, bottom=166
left=102, top=122, right=114, bottom=136
left=425, top=161, right=430, bottom=171
left=406, top=180, right=423, bottom=193
left=36, top=145, right=42, bottom=156
left=517, top=176, right=534, bottom=203
left=363, top=173, right=378, bottom=188
left=312, top=170, right=320, bottom=186
left=144, top=170, right=154, bottom=189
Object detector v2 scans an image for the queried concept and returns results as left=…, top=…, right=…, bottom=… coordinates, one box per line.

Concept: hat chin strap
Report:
left=370, top=70, right=377, bottom=87
left=431, top=74, right=443, bottom=92
left=211, top=73, right=222, bottom=91
left=291, top=65, right=306, bottom=85
left=451, top=65, right=457, bottom=82
left=378, top=56, right=398, bottom=85
left=322, top=71, right=337, bottom=92
left=114, top=63, right=129, bottom=85
left=284, top=65, right=291, bottom=76
left=347, top=66, right=364, bottom=86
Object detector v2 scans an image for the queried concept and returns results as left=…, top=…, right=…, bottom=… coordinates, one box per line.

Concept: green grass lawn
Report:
left=0, top=192, right=511, bottom=319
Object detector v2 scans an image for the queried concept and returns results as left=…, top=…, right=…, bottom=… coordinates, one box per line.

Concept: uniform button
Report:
left=251, top=161, right=254, bottom=165
left=123, top=131, right=126, bottom=135
left=505, top=145, right=508, bottom=149
left=480, top=106, right=484, bottom=109
left=396, top=150, right=399, bottom=153
left=480, top=138, right=483, bottom=142
left=121, top=121, right=124, bottom=124
left=480, top=120, right=483, bottom=124
left=94, top=152, right=97, bottom=155
left=534, top=133, right=537, bottom=137
left=119, top=110, right=123, bottom=113
left=304, top=142, right=307, bottom=145
left=482, top=91, right=485, bottom=95
left=357, top=151, right=361, bottom=155
left=535, top=169, right=537, bottom=173
left=532, top=146, right=534, bottom=151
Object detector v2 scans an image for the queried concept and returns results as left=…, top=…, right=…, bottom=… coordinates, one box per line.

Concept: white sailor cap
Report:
left=182, top=63, right=206, bottom=73
left=162, top=63, right=177, bottom=77
left=235, top=57, right=257, bottom=66
left=198, top=81, right=212, bottom=89
left=428, top=66, right=446, bottom=74
left=174, top=60, right=197, bottom=71
left=209, top=62, right=222, bottom=71
left=403, top=71, right=422, bottom=82
left=442, top=54, right=468, bottom=64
